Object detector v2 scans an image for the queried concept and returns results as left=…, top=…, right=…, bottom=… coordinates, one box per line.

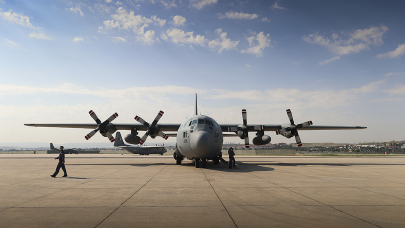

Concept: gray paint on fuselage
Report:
left=176, top=115, right=223, bottom=160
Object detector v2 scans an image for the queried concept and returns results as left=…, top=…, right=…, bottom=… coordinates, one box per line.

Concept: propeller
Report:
left=226, top=109, right=267, bottom=148
left=276, top=109, right=313, bottom=147
left=134, top=110, right=169, bottom=145
left=85, top=110, right=119, bottom=142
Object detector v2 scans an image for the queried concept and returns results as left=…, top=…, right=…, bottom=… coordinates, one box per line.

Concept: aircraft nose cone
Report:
left=190, top=131, right=213, bottom=157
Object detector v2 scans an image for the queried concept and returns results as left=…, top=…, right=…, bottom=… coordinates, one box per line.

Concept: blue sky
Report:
left=1, top=0, right=405, bottom=145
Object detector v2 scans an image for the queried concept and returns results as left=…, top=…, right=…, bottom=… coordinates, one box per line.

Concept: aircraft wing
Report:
left=296, top=125, right=367, bottom=130
left=24, top=123, right=181, bottom=132
left=219, top=124, right=366, bottom=132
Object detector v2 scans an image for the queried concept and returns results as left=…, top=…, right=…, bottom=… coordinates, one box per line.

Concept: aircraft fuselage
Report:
left=176, top=115, right=223, bottom=160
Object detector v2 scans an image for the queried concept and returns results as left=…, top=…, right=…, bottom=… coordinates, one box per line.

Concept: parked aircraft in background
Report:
left=49, top=143, right=78, bottom=154
left=26, top=94, right=366, bottom=168
left=114, top=132, right=166, bottom=155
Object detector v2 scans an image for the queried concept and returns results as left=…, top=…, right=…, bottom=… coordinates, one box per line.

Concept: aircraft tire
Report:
left=176, top=159, right=182, bottom=165
left=213, top=157, right=219, bottom=164
left=201, top=158, right=207, bottom=168
left=194, top=159, right=200, bottom=168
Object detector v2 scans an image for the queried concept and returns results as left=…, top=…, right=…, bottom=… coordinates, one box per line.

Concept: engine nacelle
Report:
left=125, top=134, right=141, bottom=144
left=253, top=135, right=271, bottom=145
left=100, top=123, right=117, bottom=137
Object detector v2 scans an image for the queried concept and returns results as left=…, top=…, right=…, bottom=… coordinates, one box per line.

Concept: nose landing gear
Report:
left=193, top=158, right=207, bottom=168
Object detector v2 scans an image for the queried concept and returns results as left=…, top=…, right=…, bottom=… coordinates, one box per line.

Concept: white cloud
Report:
left=160, top=33, right=168, bottom=41
left=100, top=7, right=166, bottom=44
left=136, top=24, right=156, bottom=44
left=161, top=0, right=177, bottom=9
left=246, top=64, right=251, bottom=67
left=303, top=26, right=389, bottom=56
left=190, top=0, right=217, bottom=9
left=384, top=72, right=404, bottom=77
left=105, top=0, right=113, bottom=3
left=150, top=15, right=166, bottom=27
left=208, top=28, right=239, bottom=53
left=207, top=80, right=385, bottom=109
left=319, top=56, right=340, bottom=65
left=112, top=37, right=126, bottom=43
left=94, top=4, right=114, bottom=13
left=29, top=32, right=52, bottom=40
left=241, top=31, right=271, bottom=57
left=115, top=1, right=123, bottom=5
left=261, top=17, right=270, bottom=22
left=0, top=84, right=201, bottom=99
left=67, top=4, right=84, bottom=16
left=218, top=11, right=258, bottom=20
left=173, top=15, right=186, bottom=26
left=377, top=43, right=405, bottom=58
left=271, top=2, right=286, bottom=10
left=72, top=37, right=84, bottom=42
left=0, top=9, right=35, bottom=28
left=4, top=38, right=17, bottom=46
left=166, top=28, right=207, bottom=46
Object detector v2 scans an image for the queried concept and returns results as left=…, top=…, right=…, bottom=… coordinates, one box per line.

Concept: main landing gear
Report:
left=173, top=151, right=183, bottom=165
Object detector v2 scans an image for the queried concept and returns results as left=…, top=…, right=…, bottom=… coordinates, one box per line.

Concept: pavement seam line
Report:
left=305, top=166, right=405, bottom=200
left=0, top=166, right=130, bottom=213
left=277, top=166, right=405, bottom=201
left=94, top=165, right=168, bottom=228
left=201, top=169, right=239, bottom=228
left=249, top=172, right=382, bottom=228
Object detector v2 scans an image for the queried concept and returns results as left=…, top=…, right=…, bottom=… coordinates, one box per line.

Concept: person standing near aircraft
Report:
left=51, top=146, right=68, bottom=178
left=228, top=147, right=235, bottom=169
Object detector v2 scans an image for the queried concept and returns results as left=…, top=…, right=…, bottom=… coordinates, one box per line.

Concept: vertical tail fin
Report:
left=50, top=143, right=55, bottom=150
left=195, top=93, right=198, bottom=116
left=114, top=132, right=126, bottom=147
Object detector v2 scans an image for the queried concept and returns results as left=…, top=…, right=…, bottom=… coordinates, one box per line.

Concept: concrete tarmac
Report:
left=1, top=154, right=405, bottom=228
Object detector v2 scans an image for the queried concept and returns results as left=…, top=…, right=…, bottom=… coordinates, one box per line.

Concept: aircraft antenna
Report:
left=195, top=93, right=198, bottom=116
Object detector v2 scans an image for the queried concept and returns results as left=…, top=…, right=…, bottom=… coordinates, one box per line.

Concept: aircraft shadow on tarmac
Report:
left=241, top=161, right=405, bottom=166
left=68, top=162, right=275, bottom=172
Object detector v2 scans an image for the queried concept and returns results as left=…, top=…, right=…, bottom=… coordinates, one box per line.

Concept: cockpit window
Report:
left=205, top=119, right=213, bottom=126
left=198, top=119, right=205, bottom=124
left=191, top=120, right=197, bottom=126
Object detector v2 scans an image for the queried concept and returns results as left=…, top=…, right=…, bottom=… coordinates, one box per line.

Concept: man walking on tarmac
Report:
left=51, top=146, right=68, bottom=178
left=228, top=147, right=236, bottom=169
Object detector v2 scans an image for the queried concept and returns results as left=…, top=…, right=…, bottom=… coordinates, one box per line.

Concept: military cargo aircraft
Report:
left=114, top=132, right=167, bottom=155
left=49, top=143, right=78, bottom=154
left=25, top=94, right=366, bottom=168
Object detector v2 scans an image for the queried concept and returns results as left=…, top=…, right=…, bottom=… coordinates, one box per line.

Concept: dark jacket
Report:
left=228, top=149, right=235, bottom=157
left=56, top=150, right=66, bottom=163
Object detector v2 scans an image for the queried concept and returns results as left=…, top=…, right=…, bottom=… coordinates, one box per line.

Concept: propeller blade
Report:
left=295, top=134, right=302, bottom=147
left=139, top=132, right=149, bottom=145
left=299, top=121, right=313, bottom=128
left=151, top=110, right=164, bottom=126
left=158, top=131, right=169, bottom=140
left=242, top=109, right=247, bottom=126
left=85, top=129, right=98, bottom=140
left=286, top=109, right=295, bottom=125
left=245, top=136, right=250, bottom=148
left=134, top=116, right=149, bottom=127
left=89, top=110, right=101, bottom=124
left=106, top=132, right=115, bottom=142
left=107, top=113, right=119, bottom=123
